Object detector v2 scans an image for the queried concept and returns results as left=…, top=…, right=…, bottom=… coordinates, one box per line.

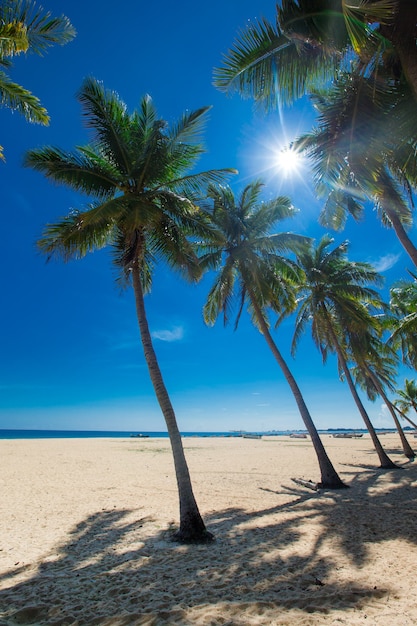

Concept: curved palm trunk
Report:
left=328, top=327, right=398, bottom=469
left=249, top=295, right=347, bottom=488
left=393, top=405, right=417, bottom=431
left=365, top=369, right=415, bottom=459
left=384, top=398, right=415, bottom=459
left=131, top=261, right=213, bottom=543
left=384, top=206, right=417, bottom=269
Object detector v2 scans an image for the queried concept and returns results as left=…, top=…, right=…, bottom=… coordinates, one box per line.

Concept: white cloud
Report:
left=371, top=253, right=401, bottom=273
left=151, top=326, right=184, bottom=342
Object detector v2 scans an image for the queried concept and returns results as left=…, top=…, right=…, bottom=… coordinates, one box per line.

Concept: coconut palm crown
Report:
left=24, top=76, right=237, bottom=543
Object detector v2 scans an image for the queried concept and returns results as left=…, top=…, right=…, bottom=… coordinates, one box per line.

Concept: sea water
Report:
left=0, top=428, right=396, bottom=440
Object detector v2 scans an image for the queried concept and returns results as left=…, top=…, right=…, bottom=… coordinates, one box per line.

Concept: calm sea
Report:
left=0, top=428, right=394, bottom=440
left=0, top=429, right=246, bottom=440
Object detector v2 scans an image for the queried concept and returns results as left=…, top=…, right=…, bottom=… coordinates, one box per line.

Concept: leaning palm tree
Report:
left=292, top=235, right=398, bottom=468
left=0, top=0, right=75, bottom=158
left=395, top=379, right=417, bottom=418
left=200, top=181, right=346, bottom=488
left=24, top=77, right=236, bottom=543
left=350, top=335, right=415, bottom=459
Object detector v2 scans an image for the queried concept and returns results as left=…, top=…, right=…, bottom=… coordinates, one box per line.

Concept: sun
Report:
left=274, top=147, right=304, bottom=177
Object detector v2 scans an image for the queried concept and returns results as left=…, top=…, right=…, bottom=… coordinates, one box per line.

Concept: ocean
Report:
left=0, top=429, right=245, bottom=440
left=0, top=428, right=399, bottom=440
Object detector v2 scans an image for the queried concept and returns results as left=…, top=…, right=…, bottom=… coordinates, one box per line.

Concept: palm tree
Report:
left=214, top=2, right=417, bottom=268
left=292, top=235, right=398, bottom=468
left=293, top=74, right=417, bottom=268
left=389, top=276, right=417, bottom=368
left=200, top=181, right=346, bottom=489
left=395, top=379, right=417, bottom=418
left=214, top=1, right=416, bottom=105
left=24, top=77, right=236, bottom=543
left=350, top=337, right=415, bottom=459
left=0, top=0, right=75, bottom=158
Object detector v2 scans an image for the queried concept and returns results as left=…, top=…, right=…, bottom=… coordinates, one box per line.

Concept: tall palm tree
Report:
left=0, top=0, right=75, bottom=158
left=24, top=77, right=236, bottom=543
left=200, top=182, right=346, bottom=488
left=292, top=235, right=398, bottom=468
left=293, top=74, right=417, bottom=268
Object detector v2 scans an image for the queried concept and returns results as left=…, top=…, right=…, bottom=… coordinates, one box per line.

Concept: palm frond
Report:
left=168, top=106, right=211, bottom=145
left=161, top=169, right=238, bottom=203
left=0, top=1, right=76, bottom=55
left=77, top=77, right=133, bottom=176
left=37, top=204, right=115, bottom=262
left=0, top=69, right=48, bottom=123
left=203, top=258, right=237, bottom=327
left=24, top=145, right=119, bottom=197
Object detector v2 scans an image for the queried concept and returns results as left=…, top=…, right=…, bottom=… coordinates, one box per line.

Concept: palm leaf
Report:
left=0, top=69, right=49, bottom=123
left=24, top=145, right=119, bottom=197
left=0, top=1, right=76, bottom=55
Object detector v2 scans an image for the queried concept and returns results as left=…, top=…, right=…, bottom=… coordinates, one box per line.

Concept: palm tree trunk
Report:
left=384, top=206, right=417, bottom=269
left=249, top=295, right=347, bottom=488
left=393, top=405, right=417, bottom=430
left=365, top=369, right=415, bottom=459
left=380, top=0, right=417, bottom=102
left=328, top=327, right=398, bottom=469
left=131, top=260, right=213, bottom=543
left=384, top=398, right=415, bottom=459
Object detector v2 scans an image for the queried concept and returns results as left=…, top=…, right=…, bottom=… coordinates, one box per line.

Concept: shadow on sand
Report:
left=1, top=459, right=416, bottom=625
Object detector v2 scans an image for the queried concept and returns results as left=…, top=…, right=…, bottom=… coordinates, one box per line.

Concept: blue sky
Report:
left=0, top=0, right=414, bottom=432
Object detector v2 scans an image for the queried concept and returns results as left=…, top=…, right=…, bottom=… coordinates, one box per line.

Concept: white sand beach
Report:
left=1, top=433, right=417, bottom=625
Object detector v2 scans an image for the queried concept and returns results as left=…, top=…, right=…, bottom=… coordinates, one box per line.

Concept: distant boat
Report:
left=241, top=434, right=262, bottom=439
left=290, top=433, right=308, bottom=439
left=333, top=433, right=363, bottom=439
left=130, top=433, right=150, bottom=438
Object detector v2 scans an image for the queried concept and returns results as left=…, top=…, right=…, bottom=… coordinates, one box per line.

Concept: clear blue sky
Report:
left=0, top=1, right=414, bottom=432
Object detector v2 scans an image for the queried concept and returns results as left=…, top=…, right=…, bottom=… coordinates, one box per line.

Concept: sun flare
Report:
left=274, top=147, right=304, bottom=177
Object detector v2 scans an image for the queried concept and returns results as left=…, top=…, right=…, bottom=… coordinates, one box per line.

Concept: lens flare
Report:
left=274, top=147, right=304, bottom=177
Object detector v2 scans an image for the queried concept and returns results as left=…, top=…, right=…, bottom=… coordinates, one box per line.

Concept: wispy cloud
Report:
left=151, top=326, right=184, bottom=342
left=371, top=253, right=401, bottom=273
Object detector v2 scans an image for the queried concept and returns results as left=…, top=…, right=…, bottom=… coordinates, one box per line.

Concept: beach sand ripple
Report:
left=1, top=435, right=416, bottom=624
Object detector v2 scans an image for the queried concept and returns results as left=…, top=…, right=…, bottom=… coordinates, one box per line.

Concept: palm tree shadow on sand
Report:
left=1, top=463, right=416, bottom=624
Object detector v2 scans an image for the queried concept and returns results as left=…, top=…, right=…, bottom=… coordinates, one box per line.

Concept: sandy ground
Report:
left=1, top=433, right=417, bottom=625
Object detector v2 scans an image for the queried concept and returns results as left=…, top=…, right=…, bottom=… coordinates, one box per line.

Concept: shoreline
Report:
left=1, top=434, right=417, bottom=624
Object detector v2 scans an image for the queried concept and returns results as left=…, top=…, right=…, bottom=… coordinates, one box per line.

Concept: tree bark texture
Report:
left=131, top=260, right=213, bottom=543
left=249, top=294, right=347, bottom=489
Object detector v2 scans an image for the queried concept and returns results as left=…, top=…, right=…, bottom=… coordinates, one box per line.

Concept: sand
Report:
left=1, top=433, right=417, bottom=625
